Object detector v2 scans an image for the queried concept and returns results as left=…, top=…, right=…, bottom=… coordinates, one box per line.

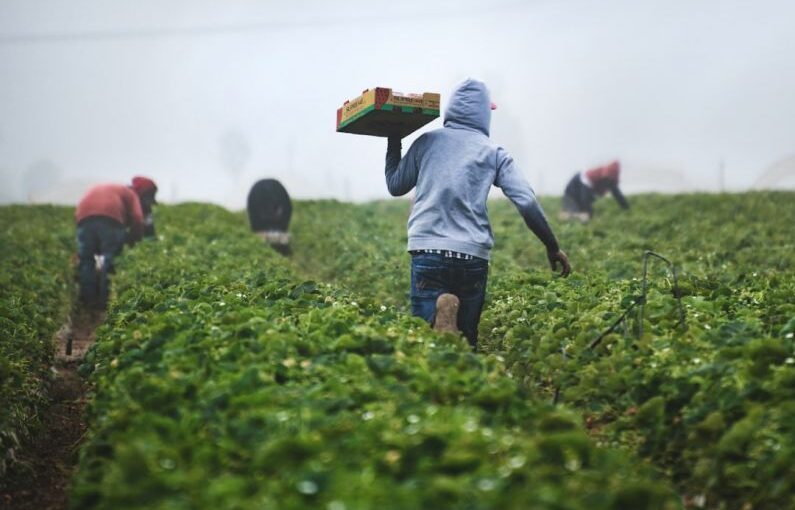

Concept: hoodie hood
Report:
left=443, top=78, right=492, bottom=136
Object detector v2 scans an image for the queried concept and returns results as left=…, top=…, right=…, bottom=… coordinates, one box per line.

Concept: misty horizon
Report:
left=1, top=0, right=794, bottom=208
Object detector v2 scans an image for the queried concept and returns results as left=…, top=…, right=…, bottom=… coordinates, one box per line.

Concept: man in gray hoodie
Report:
left=385, top=78, right=570, bottom=349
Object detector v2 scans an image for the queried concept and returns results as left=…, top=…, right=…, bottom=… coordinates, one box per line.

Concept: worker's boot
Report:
left=434, top=293, right=460, bottom=334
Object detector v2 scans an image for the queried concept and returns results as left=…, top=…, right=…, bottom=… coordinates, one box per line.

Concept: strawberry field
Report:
left=290, top=192, right=795, bottom=509
left=1, top=192, right=793, bottom=509
left=70, top=204, right=677, bottom=509
left=0, top=206, right=75, bottom=477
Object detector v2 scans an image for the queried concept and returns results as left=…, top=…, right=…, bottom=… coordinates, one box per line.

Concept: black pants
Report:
left=562, top=174, right=595, bottom=215
left=76, top=216, right=126, bottom=308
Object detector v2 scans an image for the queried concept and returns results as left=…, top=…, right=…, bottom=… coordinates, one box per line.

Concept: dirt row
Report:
left=0, top=311, right=102, bottom=510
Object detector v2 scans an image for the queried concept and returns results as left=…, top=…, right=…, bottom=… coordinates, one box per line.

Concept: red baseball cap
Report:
left=131, top=176, right=158, bottom=198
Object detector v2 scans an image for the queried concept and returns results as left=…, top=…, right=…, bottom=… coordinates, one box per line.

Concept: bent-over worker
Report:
left=561, top=161, right=629, bottom=222
left=247, top=178, right=292, bottom=255
left=75, top=177, right=157, bottom=309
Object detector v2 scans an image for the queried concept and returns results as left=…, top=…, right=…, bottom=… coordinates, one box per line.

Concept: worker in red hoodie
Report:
left=74, top=177, right=157, bottom=309
left=561, top=160, right=629, bottom=222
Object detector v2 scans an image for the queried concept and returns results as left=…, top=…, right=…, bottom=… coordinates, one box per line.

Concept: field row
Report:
left=73, top=204, right=677, bottom=509
left=290, top=193, right=795, bottom=509
left=0, top=206, right=75, bottom=477
left=2, top=193, right=792, bottom=509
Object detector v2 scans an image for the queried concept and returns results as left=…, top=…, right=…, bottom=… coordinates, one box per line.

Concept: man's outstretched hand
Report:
left=547, top=249, right=571, bottom=277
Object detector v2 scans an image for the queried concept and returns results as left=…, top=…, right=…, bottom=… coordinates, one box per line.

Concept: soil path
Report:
left=0, top=310, right=103, bottom=510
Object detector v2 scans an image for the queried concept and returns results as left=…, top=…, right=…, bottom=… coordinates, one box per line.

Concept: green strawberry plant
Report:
left=6, top=192, right=791, bottom=509
left=73, top=203, right=678, bottom=509
left=290, top=192, right=795, bottom=509
left=0, top=205, right=75, bottom=477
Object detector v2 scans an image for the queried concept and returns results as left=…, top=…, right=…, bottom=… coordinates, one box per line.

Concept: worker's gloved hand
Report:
left=547, top=249, right=571, bottom=277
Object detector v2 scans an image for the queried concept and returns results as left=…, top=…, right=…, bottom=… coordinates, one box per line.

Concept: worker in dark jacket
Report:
left=132, top=176, right=158, bottom=238
left=247, top=178, right=292, bottom=255
left=561, top=160, right=629, bottom=222
left=75, top=177, right=155, bottom=309
left=385, top=78, right=570, bottom=349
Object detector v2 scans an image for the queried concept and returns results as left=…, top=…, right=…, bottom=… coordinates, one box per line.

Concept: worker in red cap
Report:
left=131, top=176, right=158, bottom=238
left=561, top=160, right=629, bottom=222
left=74, top=176, right=158, bottom=309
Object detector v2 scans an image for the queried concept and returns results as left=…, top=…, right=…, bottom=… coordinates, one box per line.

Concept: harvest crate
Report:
left=336, top=87, right=440, bottom=138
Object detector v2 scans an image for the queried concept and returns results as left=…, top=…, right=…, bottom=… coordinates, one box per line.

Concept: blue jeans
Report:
left=76, top=216, right=127, bottom=308
left=410, top=253, right=489, bottom=349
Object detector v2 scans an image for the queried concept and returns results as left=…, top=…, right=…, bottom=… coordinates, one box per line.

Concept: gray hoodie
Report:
left=385, top=78, right=558, bottom=260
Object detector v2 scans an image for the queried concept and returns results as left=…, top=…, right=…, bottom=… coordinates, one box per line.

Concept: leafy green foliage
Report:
left=291, top=192, right=795, bottom=509
left=73, top=204, right=677, bottom=509
left=288, top=199, right=410, bottom=308
left=0, top=205, right=75, bottom=477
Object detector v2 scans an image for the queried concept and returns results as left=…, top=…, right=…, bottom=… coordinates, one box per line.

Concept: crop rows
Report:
left=0, top=205, right=75, bottom=476
left=73, top=204, right=677, bottom=509
left=291, top=193, right=795, bottom=509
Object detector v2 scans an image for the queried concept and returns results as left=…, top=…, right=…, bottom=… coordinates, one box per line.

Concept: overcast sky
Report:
left=1, top=0, right=793, bottom=207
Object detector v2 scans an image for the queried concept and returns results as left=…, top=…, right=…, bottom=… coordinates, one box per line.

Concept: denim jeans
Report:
left=76, top=216, right=127, bottom=308
left=410, top=252, right=489, bottom=348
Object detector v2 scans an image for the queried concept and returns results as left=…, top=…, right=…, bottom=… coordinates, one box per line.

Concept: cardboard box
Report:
left=336, top=87, right=440, bottom=138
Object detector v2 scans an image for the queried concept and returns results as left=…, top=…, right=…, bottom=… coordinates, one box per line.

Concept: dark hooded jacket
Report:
left=385, top=78, right=558, bottom=259
left=247, top=179, right=292, bottom=232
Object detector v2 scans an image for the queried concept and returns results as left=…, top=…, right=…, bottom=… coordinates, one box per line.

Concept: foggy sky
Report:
left=1, top=0, right=794, bottom=207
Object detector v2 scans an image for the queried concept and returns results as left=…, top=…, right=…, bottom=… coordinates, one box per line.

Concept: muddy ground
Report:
left=0, top=311, right=102, bottom=510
